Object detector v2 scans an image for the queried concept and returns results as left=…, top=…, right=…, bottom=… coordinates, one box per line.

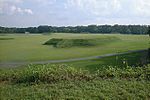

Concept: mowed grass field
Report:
left=58, top=51, right=149, bottom=72
left=0, top=33, right=149, bottom=63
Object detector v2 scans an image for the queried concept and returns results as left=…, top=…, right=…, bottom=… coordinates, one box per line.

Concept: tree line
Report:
left=0, top=25, right=149, bottom=35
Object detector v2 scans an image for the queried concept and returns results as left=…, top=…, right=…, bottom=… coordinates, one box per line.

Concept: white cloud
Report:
left=9, top=5, right=33, bottom=15
left=24, top=9, right=33, bottom=15
left=0, top=0, right=23, bottom=5
left=134, top=0, right=150, bottom=17
left=65, top=0, right=150, bottom=17
left=36, top=0, right=56, bottom=6
left=66, top=0, right=121, bottom=16
left=0, top=0, right=33, bottom=15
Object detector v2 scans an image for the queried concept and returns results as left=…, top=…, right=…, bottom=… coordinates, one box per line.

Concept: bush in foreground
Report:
left=0, top=64, right=150, bottom=99
left=0, top=64, right=149, bottom=83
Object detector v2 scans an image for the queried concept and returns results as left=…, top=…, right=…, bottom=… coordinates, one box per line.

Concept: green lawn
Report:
left=0, top=33, right=149, bottom=63
left=58, top=51, right=148, bottom=72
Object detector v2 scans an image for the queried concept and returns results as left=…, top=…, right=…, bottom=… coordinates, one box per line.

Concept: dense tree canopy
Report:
left=0, top=25, right=149, bottom=35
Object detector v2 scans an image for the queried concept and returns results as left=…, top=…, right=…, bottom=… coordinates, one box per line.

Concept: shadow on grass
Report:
left=0, top=38, right=14, bottom=40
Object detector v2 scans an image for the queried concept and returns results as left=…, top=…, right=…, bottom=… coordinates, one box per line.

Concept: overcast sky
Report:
left=0, top=0, right=150, bottom=27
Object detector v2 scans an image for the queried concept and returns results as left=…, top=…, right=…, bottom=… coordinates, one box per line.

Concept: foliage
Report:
left=0, top=64, right=150, bottom=99
left=0, top=79, right=150, bottom=100
left=0, top=64, right=90, bottom=83
left=0, top=25, right=149, bottom=34
left=0, top=64, right=150, bottom=84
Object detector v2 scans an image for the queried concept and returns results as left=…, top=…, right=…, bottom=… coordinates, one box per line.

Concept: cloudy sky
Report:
left=0, top=0, right=150, bottom=27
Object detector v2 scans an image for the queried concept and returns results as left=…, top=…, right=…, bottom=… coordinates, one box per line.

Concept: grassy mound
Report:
left=44, top=38, right=95, bottom=48
left=43, top=37, right=120, bottom=48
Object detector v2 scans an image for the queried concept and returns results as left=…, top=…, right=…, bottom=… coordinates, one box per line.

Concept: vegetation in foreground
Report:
left=0, top=64, right=150, bottom=99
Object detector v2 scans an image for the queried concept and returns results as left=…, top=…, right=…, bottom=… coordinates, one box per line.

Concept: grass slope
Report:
left=60, top=51, right=149, bottom=72
left=43, top=36, right=119, bottom=48
left=0, top=33, right=149, bottom=62
left=0, top=64, right=150, bottom=99
left=44, top=38, right=96, bottom=48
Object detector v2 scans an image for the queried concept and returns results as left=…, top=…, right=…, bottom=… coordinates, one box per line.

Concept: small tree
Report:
left=148, top=26, right=150, bottom=36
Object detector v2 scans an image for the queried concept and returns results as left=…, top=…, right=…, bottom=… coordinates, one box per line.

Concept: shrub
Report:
left=0, top=64, right=149, bottom=84
left=0, top=64, right=92, bottom=83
